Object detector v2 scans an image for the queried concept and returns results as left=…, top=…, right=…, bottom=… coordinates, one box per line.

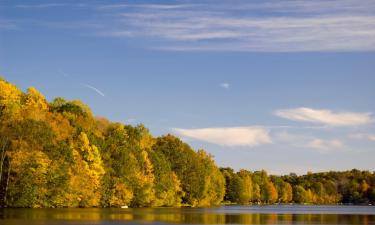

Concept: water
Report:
left=0, top=205, right=374, bottom=225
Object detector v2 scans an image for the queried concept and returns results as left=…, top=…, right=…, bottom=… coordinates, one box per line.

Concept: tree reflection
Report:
left=0, top=207, right=374, bottom=224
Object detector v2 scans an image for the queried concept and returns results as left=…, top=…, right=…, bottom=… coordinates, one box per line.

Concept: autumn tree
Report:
left=67, top=132, right=105, bottom=207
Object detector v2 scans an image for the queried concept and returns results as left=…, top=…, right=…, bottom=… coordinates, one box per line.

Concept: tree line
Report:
left=221, top=168, right=375, bottom=205
left=0, top=78, right=374, bottom=208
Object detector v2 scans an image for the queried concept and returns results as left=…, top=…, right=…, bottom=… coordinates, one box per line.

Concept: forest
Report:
left=0, top=78, right=374, bottom=208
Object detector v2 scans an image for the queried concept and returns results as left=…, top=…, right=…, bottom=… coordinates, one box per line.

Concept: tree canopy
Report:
left=0, top=78, right=374, bottom=208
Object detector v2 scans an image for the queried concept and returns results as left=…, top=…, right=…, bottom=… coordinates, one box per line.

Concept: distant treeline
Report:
left=221, top=168, right=375, bottom=205
left=0, top=78, right=374, bottom=208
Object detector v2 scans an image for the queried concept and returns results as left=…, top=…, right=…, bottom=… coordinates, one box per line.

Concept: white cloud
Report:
left=275, top=107, right=372, bottom=126
left=306, top=139, right=344, bottom=150
left=275, top=131, right=344, bottom=151
left=220, top=83, right=230, bottom=89
left=96, top=0, right=375, bottom=52
left=173, top=127, right=271, bottom=147
left=349, top=133, right=375, bottom=141
left=10, top=1, right=375, bottom=52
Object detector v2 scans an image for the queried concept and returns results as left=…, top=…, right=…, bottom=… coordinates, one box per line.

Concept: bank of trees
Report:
left=0, top=78, right=374, bottom=208
left=220, top=169, right=375, bottom=205
left=0, top=78, right=224, bottom=208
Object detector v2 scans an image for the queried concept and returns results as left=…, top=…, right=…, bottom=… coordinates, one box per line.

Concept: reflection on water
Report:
left=0, top=205, right=375, bottom=225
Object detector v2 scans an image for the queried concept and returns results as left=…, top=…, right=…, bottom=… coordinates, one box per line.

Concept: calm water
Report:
left=1, top=205, right=375, bottom=225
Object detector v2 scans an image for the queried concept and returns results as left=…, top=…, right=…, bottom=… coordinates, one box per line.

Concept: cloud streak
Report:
left=8, top=0, right=375, bottom=52
left=97, top=0, right=375, bottom=52
left=82, top=84, right=105, bottom=97
left=16, top=3, right=66, bottom=9
left=275, top=107, right=373, bottom=126
left=306, top=139, right=344, bottom=150
left=173, top=127, right=271, bottom=147
left=97, top=4, right=194, bottom=10
left=349, top=133, right=375, bottom=141
left=275, top=131, right=344, bottom=151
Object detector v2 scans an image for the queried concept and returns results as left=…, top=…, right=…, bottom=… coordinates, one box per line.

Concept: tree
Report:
left=280, top=182, right=293, bottom=203
left=67, top=132, right=105, bottom=207
left=152, top=135, right=224, bottom=206
left=220, top=167, right=236, bottom=202
left=6, top=142, right=51, bottom=207
left=369, top=187, right=375, bottom=204
left=252, top=184, right=261, bottom=203
left=1, top=78, right=375, bottom=208
left=150, top=150, right=183, bottom=206
left=262, top=182, right=278, bottom=204
left=196, top=150, right=225, bottom=206
left=109, top=179, right=133, bottom=207
left=237, top=170, right=253, bottom=204
left=22, top=87, right=48, bottom=120
left=293, top=185, right=307, bottom=203
left=0, top=78, right=22, bottom=119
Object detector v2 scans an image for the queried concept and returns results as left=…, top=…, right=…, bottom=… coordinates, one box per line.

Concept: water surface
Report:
left=1, top=205, right=374, bottom=225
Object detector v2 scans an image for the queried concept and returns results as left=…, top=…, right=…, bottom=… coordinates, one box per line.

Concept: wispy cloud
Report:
left=0, top=20, right=17, bottom=30
left=16, top=3, right=66, bottom=9
left=275, top=107, right=373, bottom=126
left=173, top=127, right=271, bottom=147
left=275, top=131, right=344, bottom=151
left=306, top=139, right=344, bottom=150
left=349, top=133, right=375, bottom=141
left=82, top=84, right=105, bottom=97
left=220, top=83, right=230, bottom=89
left=97, top=4, right=194, bottom=10
left=8, top=1, right=375, bottom=52
left=96, top=0, right=375, bottom=52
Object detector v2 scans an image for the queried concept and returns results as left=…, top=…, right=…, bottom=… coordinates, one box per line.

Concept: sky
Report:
left=1, top=0, right=375, bottom=175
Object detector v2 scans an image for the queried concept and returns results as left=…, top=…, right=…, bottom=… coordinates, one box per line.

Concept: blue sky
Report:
left=1, top=0, right=375, bottom=174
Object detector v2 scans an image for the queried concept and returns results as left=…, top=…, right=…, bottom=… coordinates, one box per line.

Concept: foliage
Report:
left=0, top=79, right=374, bottom=208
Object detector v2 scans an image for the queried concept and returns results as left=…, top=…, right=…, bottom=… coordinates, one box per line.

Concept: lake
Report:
left=0, top=205, right=374, bottom=225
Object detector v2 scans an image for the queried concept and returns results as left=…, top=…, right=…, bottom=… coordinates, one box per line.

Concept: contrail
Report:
left=58, top=70, right=105, bottom=97
left=82, top=84, right=105, bottom=97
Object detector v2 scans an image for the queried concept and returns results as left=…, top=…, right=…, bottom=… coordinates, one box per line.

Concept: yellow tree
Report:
left=7, top=140, right=51, bottom=207
left=130, top=150, right=156, bottom=207
left=195, top=150, right=225, bottom=206
left=22, top=87, right=48, bottom=120
left=252, top=184, right=261, bottom=203
left=280, top=182, right=293, bottom=203
left=67, top=132, right=105, bottom=207
left=0, top=78, right=22, bottom=119
left=237, top=170, right=253, bottom=204
left=109, top=179, right=133, bottom=207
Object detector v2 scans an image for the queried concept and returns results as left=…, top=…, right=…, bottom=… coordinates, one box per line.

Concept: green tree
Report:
left=237, top=170, right=253, bottom=204
left=293, top=185, right=307, bottom=203
left=7, top=144, right=51, bottom=207
left=150, top=150, right=183, bottom=206
left=252, top=184, right=261, bottom=203
left=280, top=182, right=293, bottom=203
